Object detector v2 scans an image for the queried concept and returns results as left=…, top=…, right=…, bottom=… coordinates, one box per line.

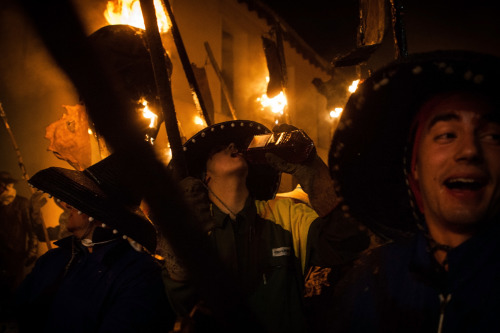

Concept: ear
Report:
left=203, top=171, right=211, bottom=185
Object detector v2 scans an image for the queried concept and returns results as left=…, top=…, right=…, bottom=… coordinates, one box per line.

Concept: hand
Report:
left=272, top=123, right=298, bottom=133
left=179, top=176, right=214, bottom=232
left=30, top=191, right=47, bottom=212
left=265, top=152, right=339, bottom=217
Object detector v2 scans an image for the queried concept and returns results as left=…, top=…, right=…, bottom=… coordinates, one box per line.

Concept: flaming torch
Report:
left=101, top=0, right=187, bottom=177
left=257, top=76, right=288, bottom=125
left=258, top=91, right=288, bottom=125
left=330, top=79, right=361, bottom=134
left=104, top=0, right=170, bottom=32
left=139, top=98, right=159, bottom=144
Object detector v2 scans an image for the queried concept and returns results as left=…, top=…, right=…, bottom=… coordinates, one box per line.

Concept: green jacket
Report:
left=164, top=196, right=319, bottom=333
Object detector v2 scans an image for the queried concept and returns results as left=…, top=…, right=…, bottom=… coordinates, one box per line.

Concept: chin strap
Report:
left=81, top=237, right=118, bottom=248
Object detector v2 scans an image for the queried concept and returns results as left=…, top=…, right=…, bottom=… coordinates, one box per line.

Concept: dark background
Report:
left=263, top=0, right=500, bottom=70
left=1, top=0, right=499, bottom=198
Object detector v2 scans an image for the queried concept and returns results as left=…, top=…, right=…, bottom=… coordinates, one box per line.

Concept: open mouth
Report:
left=444, top=178, right=485, bottom=191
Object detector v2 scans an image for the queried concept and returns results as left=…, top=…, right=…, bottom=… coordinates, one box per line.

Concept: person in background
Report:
left=0, top=171, right=51, bottom=330
left=162, top=120, right=371, bottom=333
left=15, top=154, right=175, bottom=333
left=325, top=50, right=500, bottom=332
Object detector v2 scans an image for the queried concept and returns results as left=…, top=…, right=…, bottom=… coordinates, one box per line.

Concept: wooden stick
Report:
left=204, top=42, right=237, bottom=120
left=139, top=0, right=187, bottom=179
left=161, top=0, right=213, bottom=126
left=0, top=103, right=52, bottom=250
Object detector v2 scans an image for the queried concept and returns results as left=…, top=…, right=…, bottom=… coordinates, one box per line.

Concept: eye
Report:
left=479, top=123, right=500, bottom=145
left=434, top=132, right=456, bottom=143
left=481, top=132, right=500, bottom=145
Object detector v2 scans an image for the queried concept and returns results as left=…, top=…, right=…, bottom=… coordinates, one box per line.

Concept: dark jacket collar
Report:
left=410, top=219, right=500, bottom=292
left=211, top=196, right=257, bottom=231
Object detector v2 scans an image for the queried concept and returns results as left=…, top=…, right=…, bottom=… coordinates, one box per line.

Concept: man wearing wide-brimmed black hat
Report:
left=162, top=120, right=371, bottom=332
left=325, top=50, right=500, bottom=332
left=14, top=154, right=175, bottom=332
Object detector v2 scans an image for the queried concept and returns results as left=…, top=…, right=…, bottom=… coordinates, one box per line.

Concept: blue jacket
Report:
left=15, top=235, right=175, bottom=332
left=326, top=222, right=500, bottom=333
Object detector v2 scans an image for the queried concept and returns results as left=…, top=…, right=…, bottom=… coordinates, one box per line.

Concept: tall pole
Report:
left=139, top=0, right=187, bottom=179
left=389, top=0, right=408, bottom=60
left=204, top=42, right=237, bottom=120
left=161, top=0, right=212, bottom=126
left=0, top=103, right=52, bottom=250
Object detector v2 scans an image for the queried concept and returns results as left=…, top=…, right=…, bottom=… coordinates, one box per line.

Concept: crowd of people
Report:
left=2, top=19, right=500, bottom=332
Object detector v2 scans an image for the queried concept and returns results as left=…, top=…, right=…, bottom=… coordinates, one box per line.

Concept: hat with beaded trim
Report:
left=178, top=120, right=281, bottom=200
left=329, top=50, right=500, bottom=240
left=28, top=153, right=157, bottom=253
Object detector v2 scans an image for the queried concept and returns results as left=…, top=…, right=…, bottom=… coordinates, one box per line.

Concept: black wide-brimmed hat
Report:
left=329, top=50, right=500, bottom=239
left=180, top=120, right=281, bottom=200
left=28, top=154, right=157, bottom=253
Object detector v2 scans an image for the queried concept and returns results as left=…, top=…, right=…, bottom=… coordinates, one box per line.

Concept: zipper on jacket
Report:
left=437, top=293, right=451, bottom=333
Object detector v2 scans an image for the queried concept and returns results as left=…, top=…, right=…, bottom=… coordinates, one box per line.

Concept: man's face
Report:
left=60, top=202, right=93, bottom=239
left=205, top=142, right=248, bottom=182
left=0, top=183, right=16, bottom=206
left=413, top=93, right=500, bottom=234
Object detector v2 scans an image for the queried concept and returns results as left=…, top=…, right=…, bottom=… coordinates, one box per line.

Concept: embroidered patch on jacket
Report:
left=303, top=266, right=332, bottom=298
left=272, top=246, right=291, bottom=257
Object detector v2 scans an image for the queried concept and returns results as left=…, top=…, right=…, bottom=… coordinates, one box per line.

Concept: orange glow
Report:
left=140, top=98, right=158, bottom=128
left=330, top=107, right=343, bottom=119
left=257, top=91, right=288, bottom=116
left=194, top=115, right=205, bottom=126
left=104, top=0, right=170, bottom=33
left=348, top=79, right=360, bottom=93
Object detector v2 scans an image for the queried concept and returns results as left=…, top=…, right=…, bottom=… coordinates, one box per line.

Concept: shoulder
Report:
left=255, top=197, right=318, bottom=227
left=104, top=241, right=163, bottom=276
left=338, top=235, right=417, bottom=288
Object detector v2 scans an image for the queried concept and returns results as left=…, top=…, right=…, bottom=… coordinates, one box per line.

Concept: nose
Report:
left=455, top=132, right=482, bottom=163
left=227, top=143, right=238, bottom=153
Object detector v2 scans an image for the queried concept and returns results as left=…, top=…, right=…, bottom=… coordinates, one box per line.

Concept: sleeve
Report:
left=315, top=207, right=372, bottom=267
left=162, top=263, right=199, bottom=317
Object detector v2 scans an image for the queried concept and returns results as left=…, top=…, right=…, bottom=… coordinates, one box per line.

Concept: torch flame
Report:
left=140, top=98, right=158, bottom=128
left=258, top=91, right=288, bottom=115
left=194, top=115, right=205, bottom=126
left=104, top=0, right=170, bottom=33
left=348, top=79, right=360, bottom=93
left=330, top=107, right=343, bottom=119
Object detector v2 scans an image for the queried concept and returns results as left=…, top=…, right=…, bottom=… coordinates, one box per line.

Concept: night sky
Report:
left=262, top=0, right=500, bottom=71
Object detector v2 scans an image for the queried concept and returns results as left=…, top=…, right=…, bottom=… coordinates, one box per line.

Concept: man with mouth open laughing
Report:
left=410, top=91, right=500, bottom=266
left=322, top=51, right=500, bottom=333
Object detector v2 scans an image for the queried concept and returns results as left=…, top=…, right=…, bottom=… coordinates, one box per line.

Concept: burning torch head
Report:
left=87, top=24, right=172, bottom=141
